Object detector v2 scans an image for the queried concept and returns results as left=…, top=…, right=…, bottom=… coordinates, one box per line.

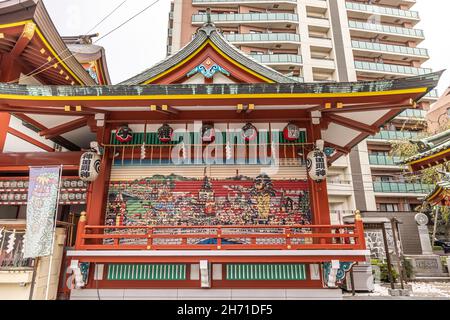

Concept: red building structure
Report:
left=0, top=1, right=442, bottom=299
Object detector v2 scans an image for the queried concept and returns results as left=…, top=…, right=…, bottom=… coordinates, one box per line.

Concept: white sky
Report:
left=44, top=0, right=450, bottom=94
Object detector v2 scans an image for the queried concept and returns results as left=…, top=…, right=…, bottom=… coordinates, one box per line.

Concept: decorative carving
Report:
left=323, top=261, right=354, bottom=288
left=187, top=58, right=230, bottom=79
left=415, top=213, right=429, bottom=226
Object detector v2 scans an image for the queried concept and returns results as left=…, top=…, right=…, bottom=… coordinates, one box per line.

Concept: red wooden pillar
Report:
left=85, top=125, right=113, bottom=226
left=306, top=123, right=331, bottom=226
left=0, top=53, right=22, bottom=151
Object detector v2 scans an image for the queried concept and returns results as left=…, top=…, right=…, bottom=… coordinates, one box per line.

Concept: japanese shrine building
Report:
left=0, top=0, right=442, bottom=300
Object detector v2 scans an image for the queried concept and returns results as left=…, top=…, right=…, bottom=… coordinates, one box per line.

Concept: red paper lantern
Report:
left=158, top=124, right=174, bottom=143
left=116, top=126, right=133, bottom=143
left=242, top=123, right=258, bottom=142
left=201, top=124, right=216, bottom=143
left=283, top=123, right=301, bottom=141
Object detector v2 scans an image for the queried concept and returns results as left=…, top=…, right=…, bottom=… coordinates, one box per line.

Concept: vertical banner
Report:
left=24, top=166, right=62, bottom=259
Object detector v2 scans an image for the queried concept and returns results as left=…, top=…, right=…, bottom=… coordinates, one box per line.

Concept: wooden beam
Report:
left=324, top=141, right=351, bottom=155
left=14, top=113, right=81, bottom=151
left=39, top=116, right=90, bottom=139
left=7, top=127, right=54, bottom=152
left=9, top=22, right=36, bottom=58
left=160, top=105, right=179, bottom=115
left=0, top=105, right=94, bottom=116
left=325, top=113, right=379, bottom=135
left=323, top=99, right=414, bottom=114
left=0, top=152, right=83, bottom=167
left=246, top=104, right=255, bottom=114
left=107, top=110, right=311, bottom=123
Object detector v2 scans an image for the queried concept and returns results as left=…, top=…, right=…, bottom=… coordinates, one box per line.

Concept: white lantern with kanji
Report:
left=306, top=148, right=328, bottom=182
left=79, top=152, right=101, bottom=182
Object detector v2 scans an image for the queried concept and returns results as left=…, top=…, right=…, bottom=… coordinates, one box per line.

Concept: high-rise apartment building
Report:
left=167, top=0, right=438, bottom=224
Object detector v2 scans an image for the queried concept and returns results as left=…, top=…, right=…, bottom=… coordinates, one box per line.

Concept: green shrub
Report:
left=403, top=258, right=414, bottom=279
left=371, top=259, right=398, bottom=283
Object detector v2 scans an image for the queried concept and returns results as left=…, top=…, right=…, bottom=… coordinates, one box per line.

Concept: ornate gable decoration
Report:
left=187, top=58, right=230, bottom=79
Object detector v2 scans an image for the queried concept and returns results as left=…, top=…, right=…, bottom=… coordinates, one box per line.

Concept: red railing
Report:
left=75, top=215, right=366, bottom=251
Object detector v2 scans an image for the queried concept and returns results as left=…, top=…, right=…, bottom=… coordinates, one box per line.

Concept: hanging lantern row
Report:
left=283, top=123, right=301, bottom=141
left=115, top=125, right=133, bottom=143
left=116, top=123, right=304, bottom=145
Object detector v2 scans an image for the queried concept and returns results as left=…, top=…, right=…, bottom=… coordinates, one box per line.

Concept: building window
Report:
left=374, top=176, right=394, bottom=182
left=378, top=203, right=399, bottom=212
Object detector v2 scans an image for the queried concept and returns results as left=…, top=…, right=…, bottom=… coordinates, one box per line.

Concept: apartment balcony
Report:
left=327, top=180, right=354, bottom=196
left=395, top=109, right=426, bottom=120
left=346, top=1, right=420, bottom=26
left=309, top=36, right=333, bottom=49
left=376, top=0, right=416, bottom=10
left=289, top=76, right=305, bottom=82
left=354, top=61, right=432, bottom=77
left=305, top=0, right=328, bottom=9
left=373, top=181, right=434, bottom=195
left=306, top=16, right=330, bottom=29
left=351, top=40, right=429, bottom=63
left=192, top=0, right=298, bottom=9
left=367, top=130, right=421, bottom=142
left=192, top=13, right=299, bottom=27
left=421, top=89, right=439, bottom=103
left=311, top=57, right=336, bottom=70
left=348, top=20, right=425, bottom=43
left=250, top=54, right=303, bottom=66
left=368, top=155, right=404, bottom=169
left=225, top=33, right=301, bottom=49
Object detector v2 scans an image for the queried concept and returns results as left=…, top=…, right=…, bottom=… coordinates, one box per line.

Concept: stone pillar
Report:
left=415, top=213, right=433, bottom=255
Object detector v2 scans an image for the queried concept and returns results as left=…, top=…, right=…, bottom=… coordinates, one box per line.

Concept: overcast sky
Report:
left=44, top=0, right=450, bottom=94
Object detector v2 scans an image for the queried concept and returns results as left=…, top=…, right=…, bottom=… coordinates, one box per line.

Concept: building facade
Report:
left=167, top=0, right=439, bottom=227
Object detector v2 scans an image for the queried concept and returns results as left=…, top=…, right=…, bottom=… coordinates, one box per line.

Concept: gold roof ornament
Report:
left=355, top=210, right=362, bottom=221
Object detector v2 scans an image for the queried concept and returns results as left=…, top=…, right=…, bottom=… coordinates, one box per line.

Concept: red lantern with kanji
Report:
left=242, top=123, right=258, bottom=142
left=158, top=124, right=174, bottom=143
left=201, top=124, right=216, bottom=143
left=283, top=123, right=301, bottom=141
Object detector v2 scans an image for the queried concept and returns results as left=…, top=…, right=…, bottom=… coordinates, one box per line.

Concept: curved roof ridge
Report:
left=119, top=23, right=297, bottom=85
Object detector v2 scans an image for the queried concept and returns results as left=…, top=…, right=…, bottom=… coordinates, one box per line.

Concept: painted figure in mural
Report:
left=251, top=174, right=276, bottom=219
left=199, top=176, right=215, bottom=216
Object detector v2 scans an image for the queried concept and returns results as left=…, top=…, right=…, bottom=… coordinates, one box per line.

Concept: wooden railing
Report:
left=75, top=213, right=366, bottom=251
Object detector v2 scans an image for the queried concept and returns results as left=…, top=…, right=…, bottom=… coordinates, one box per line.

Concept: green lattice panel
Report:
left=107, top=264, right=186, bottom=280
left=226, top=264, right=306, bottom=280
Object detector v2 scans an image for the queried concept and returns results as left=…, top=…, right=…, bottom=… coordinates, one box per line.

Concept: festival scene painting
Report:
left=105, top=173, right=311, bottom=228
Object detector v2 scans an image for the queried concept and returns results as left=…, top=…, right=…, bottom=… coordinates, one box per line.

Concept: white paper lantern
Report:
left=306, top=148, right=328, bottom=182
left=79, top=152, right=101, bottom=182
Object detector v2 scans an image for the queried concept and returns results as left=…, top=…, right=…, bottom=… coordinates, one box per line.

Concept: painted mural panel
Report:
left=105, top=173, right=311, bottom=227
